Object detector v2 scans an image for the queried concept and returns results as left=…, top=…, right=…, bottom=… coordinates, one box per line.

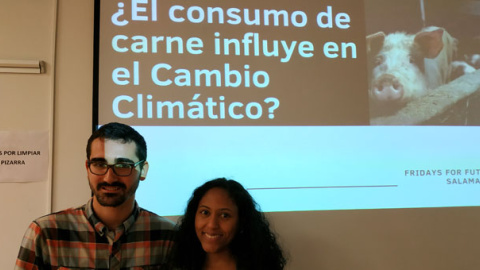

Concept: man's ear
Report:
left=85, top=160, right=89, bottom=171
left=140, top=161, right=149, bottom=180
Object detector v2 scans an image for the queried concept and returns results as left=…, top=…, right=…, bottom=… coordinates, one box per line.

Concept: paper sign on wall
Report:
left=0, top=131, right=49, bottom=182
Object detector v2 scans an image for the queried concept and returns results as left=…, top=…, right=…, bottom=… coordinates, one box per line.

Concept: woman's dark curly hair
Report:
left=168, top=178, right=287, bottom=270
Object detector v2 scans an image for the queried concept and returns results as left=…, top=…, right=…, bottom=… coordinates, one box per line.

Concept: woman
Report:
left=168, top=178, right=287, bottom=270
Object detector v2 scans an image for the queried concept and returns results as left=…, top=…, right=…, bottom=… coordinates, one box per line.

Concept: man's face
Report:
left=86, top=138, right=147, bottom=208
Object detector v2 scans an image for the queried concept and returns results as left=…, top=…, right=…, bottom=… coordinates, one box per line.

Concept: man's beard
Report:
left=90, top=180, right=139, bottom=207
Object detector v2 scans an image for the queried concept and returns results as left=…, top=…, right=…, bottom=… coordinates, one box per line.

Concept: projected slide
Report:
left=95, top=0, right=480, bottom=215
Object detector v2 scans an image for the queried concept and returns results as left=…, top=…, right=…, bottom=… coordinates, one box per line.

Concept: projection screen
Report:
left=94, top=0, right=480, bottom=216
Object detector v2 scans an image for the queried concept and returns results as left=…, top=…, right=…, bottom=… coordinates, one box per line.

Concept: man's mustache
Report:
left=97, top=182, right=126, bottom=190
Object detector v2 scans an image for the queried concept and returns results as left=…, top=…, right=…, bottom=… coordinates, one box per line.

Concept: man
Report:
left=15, top=122, right=176, bottom=269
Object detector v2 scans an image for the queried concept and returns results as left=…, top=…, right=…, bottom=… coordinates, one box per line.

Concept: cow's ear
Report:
left=366, top=32, right=385, bottom=56
left=414, top=28, right=444, bottom=59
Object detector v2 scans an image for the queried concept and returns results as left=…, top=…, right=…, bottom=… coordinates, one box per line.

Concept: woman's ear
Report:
left=140, top=161, right=149, bottom=180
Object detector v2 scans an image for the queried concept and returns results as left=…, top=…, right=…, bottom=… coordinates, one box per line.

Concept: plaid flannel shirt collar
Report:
left=84, top=198, right=140, bottom=236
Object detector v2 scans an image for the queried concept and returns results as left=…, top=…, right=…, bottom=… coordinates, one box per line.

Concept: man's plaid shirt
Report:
left=15, top=199, right=176, bottom=270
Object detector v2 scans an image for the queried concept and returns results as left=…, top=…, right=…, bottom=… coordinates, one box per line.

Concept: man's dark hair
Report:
left=86, top=122, right=147, bottom=162
left=169, top=178, right=287, bottom=270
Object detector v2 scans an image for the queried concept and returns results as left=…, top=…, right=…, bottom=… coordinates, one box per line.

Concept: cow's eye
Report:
left=409, top=54, right=421, bottom=65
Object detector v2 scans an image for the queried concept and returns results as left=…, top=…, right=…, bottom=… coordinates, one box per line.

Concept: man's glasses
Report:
left=87, top=160, right=145, bottom=176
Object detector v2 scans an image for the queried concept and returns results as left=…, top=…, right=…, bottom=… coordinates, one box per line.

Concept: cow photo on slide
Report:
left=365, top=0, right=480, bottom=125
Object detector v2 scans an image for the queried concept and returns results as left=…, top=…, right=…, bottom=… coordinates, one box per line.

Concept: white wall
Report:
left=2, top=1, right=480, bottom=270
left=52, top=0, right=93, bottom=210
left=0, top=1, right=56, bottom=269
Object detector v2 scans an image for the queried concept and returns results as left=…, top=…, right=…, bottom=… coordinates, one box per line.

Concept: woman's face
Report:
left=195, top=187, right=239, bottom=255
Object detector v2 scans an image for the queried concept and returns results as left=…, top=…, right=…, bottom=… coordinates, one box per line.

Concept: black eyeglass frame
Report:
left=87, top=160, right=145, bottom=176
